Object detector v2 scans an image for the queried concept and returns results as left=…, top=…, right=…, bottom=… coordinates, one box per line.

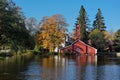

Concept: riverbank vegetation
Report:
left=0, top=0, right=120, bottom=57
left=0, top=0, right=34, bottom=56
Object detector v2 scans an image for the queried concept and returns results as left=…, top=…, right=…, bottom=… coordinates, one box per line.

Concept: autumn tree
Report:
left=103, top=30, right=115, bottom=52
left=36, top=14, right=67, bottom=52
left=104, top=31, right=114, bottom=41
left=76, top=5, right=90, bottom=43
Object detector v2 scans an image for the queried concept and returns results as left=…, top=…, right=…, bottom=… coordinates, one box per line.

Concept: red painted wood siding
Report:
left=60, top=40, right=97, bottom=55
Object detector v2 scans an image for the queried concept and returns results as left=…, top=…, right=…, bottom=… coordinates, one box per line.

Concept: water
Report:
left=0, top=54, right=120, bottom=80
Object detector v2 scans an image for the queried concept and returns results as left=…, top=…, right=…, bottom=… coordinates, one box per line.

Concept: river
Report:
left=0, top=54, right=120, bottom=80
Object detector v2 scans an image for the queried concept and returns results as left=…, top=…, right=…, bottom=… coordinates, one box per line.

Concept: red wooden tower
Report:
left=75, top=24, right=80, bottom=40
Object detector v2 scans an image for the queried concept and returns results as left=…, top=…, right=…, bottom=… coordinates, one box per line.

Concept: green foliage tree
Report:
left=89, top=29, right=107, bottom=52
left=0, top=0, right=34, bottom=53
left=88, top=8, right=107, bottom=52
left=114, top=29, right=120, bottom=52
left=76, top=5, right=90, bottom=43
left=93, top=9, right=106, bottom=31
left=0, top=0, right=10, bottom=48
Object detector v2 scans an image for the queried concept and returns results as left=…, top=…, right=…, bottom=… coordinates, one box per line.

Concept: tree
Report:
left=0, top=0, right=10, bottom=47
left=0, top=0, right=34, bottom=52
left=93, top=9, right=106, bottom=31
left=89, top=29, right=107, bottom=52
left=104, top=30, right=114, bottom=41
left=53, top=14, right=68, bottom=30
left=114, top=29, right=120, bottom=51
left=36, top=15, right=68, bottom=52
left=25, top=17, right=38, bottom=36
left=88, top=9, right=107, bottom=52
left=76, top=5, right=90, bottom=43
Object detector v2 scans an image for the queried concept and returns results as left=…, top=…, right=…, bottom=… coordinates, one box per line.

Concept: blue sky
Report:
left=14, top=0, right=120, bottom=32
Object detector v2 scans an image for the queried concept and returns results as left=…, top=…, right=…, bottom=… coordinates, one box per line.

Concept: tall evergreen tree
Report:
left=93, top=8, right=106, bottom=31
left=89, top=9, right=107, bottom=52
left=76, top=5, right=90, bottom=43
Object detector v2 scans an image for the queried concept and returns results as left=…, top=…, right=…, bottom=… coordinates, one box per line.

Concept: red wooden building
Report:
left=60, top=24, right=97, bottom=55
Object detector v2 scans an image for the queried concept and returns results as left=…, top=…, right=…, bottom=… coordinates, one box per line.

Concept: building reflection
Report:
left=34, top=55, right=98, bottom=80
left=52, top=55, right=97, bottom=80
left=74, top=55, right=97, bottom=80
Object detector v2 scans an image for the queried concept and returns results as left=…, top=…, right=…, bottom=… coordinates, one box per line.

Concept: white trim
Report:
left=60, top=45, right=72, bottom=50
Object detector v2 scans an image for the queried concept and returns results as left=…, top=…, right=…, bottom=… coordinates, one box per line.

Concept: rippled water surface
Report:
left=0, top=54, right=120, bottom=80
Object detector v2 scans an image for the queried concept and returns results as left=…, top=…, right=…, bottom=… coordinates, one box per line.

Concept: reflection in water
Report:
left=33, top=55, right=97, bottom=80
left=0, top=54, right=34, bottom=80
left=1, top=54, right=120, bottom=80
left=64, top=55, right=97, bottom=80
left=97, top=55, right=120, bottom=80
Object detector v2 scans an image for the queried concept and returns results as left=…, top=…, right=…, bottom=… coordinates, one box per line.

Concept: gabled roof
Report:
left=72, top=39, right=97, bottom=50
left=71, top=39, right=84, bottom=45
left=60, top=39, right=97, bottom=51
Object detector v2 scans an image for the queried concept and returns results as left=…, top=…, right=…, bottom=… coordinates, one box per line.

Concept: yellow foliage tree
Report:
left=36, top=15, right=67, bottom=52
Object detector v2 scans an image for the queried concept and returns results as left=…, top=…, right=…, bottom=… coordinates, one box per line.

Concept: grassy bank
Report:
left=0, top=50, right=34, bottom=57
left=0, top=57, right=4, bottom=60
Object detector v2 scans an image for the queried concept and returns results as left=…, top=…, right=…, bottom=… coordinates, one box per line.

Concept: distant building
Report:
left=60, top=24, right=97, bottom=55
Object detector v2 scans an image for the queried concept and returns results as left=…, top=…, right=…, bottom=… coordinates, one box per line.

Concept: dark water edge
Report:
left=0, top=54, right=120, bottom=80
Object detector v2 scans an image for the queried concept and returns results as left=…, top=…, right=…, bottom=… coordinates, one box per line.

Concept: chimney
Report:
left=75, top=24, right=80, bottom=40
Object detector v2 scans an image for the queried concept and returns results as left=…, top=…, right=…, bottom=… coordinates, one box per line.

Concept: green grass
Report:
left=0, top=57, right=4, bottom=60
